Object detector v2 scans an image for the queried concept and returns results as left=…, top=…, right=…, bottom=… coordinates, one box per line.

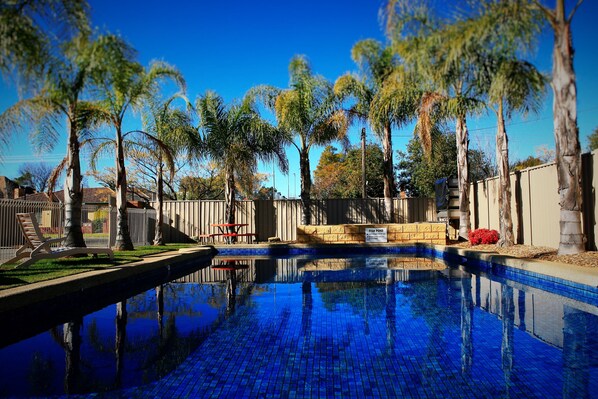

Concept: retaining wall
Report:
left=296, top=223, right=446, bottom=245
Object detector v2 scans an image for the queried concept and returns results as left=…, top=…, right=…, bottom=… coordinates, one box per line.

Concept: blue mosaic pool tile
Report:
left=92, top=278, right=595, bottom=399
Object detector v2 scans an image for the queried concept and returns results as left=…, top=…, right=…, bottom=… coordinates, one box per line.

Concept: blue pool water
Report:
left=0, top=252, right=596, bottom=398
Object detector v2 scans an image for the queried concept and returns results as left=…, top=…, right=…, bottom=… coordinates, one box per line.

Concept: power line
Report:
left=387, top=105, right=598, bottom=138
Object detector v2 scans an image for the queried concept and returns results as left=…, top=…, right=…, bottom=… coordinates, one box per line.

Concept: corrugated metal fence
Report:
left=470, top=150, right=597, bottom=250
left=156, top=197, right=437, bottom=243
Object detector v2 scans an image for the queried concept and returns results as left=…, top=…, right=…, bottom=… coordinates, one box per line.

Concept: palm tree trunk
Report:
left=496, top=103, right=514, bottom=246
left=63, top=113, right=86, bottom=247
left=552, top=5, right=584, bottom=254
left=299, top=147, right=312, bottom=225
left=153, top=159, right=164, bottom=245
left=382, top=122, right=395, bottom=223
left=456, top=116, right=471, bottom=240
left=114, top=126, right=134, bottom=250
left=224, top=167, right=237, bottom=242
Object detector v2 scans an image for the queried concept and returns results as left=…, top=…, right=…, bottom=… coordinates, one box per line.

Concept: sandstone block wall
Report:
left=296, top=223, right=446, bottom=245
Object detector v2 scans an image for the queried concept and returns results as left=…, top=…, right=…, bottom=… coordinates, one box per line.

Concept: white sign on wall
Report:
left=365, top=257, right=389, bottom=268
left=365, top=227, right=388, bottom=243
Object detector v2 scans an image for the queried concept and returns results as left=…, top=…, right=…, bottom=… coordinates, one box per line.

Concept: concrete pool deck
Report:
left=1, top=243, right=597, bottom=316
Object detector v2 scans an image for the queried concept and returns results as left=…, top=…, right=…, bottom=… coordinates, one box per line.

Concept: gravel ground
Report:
left=449, top=242, right=598, bottom=268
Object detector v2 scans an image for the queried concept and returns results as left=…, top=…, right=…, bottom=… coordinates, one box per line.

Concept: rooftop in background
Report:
left=0, top=182, right=152, bottom=207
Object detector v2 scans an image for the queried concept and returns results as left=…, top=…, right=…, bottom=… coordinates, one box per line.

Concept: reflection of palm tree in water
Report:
left=363, top=285, right=370, bottom=335
left=563, top=306, right=595, bottom=399
left=156, top=285, right=164, bottom=338
left=48, top=319, right=83, bottom=394
left=501, top=285, right=514, bottom=396
left=402, top=276, right=452, bottom=392
left=63, top=319, right=82, bottom=394
left=301, top=281, right=312, bottom=339
left=461, top=273, right=473, bottom=375
left=115, top=300, right=127, bottom=388
left=517, top=290, right=526, bottom=331
left=385, top=270, right=396, bottom=352
left=225, top=270, right=237, bottom=316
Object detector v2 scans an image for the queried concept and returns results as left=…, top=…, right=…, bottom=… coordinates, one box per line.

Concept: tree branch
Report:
left=530, top=0, right=557, bottom=28
left=568, top=0, right=584, bottom=23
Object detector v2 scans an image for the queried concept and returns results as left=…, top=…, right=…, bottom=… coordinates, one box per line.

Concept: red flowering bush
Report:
left=468, top=228, right=499, bottom=245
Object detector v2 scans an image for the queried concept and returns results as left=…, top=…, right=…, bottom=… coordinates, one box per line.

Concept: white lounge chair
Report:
left=3, top=213, right=114, bottom=269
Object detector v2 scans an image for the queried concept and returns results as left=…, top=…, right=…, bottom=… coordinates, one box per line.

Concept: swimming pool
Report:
left=0, top=249, right=596, bottom=398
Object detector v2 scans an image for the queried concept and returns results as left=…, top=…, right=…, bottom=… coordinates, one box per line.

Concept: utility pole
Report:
left=272, top=162, right=276, bottom=200
left=361, top=127, right=366, bottom=199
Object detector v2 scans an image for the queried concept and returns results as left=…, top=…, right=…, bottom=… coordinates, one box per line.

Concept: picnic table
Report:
left=211, top=258, right=250, bottom=271
left=210, top=223, right=256, bottom=244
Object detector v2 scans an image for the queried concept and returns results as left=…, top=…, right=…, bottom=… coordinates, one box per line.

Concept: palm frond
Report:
left=245, top=85, right=281, bottom=111
left=47, top=155, right=68, bottom=194
left=0, top=96, right=61, bottom=159
left=87, top=139, right=115, bottom=171
left=146, top=60, right=186, bottom=93
left=488, top=59, right=547, bottom=118
left=416, top=91, right=445, bottom=156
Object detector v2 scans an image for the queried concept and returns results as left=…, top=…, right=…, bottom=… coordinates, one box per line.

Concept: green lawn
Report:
left=0, top=244, right=194, bottom=290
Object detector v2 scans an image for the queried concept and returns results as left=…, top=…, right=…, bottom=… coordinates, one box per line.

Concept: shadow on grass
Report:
left=0, top=257, right=111, bottom=288
left=0, top=275, right=26, bottom=289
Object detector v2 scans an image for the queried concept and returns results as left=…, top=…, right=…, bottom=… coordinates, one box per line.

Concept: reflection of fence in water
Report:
left=173, top=257, right=447, bottom=285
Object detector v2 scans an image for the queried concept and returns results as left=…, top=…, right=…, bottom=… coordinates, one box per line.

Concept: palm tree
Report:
left=91, top=58, right=185, bottom=250
left=483, top=59, right=546, bottom=247
left=384, top=1, right=484, bottom=240
left=253, top=55, right=348, bottom=225
left=0, top=34, right=126, bottom=247
left=196, top=91, right=288, bottom=237
left=137, top=94, right=199, bottom=245
left=532, top=0, right=585, bottom=254
left=0, top=0, right=89, bottom=83
left=451, top=1, right=546, bottom=247
left=334, top=40, right=418, bottom=222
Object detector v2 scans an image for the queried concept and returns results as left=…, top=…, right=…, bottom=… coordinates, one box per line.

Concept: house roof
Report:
left=15, top=192, right=58, bottom=202
left=14, top=186, right=153, bottom=206
left=55, top=187, right=115, bottom=204
left=16, top=187, right=114, bottom=204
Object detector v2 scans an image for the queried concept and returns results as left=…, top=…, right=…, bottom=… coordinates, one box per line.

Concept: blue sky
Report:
left=1, top=0, right=598, bottom=198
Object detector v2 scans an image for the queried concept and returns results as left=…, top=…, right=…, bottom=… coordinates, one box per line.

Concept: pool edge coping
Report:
left=432, top=244, right=598, bottom=289
left=0, top=246, right=216, bottom=312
